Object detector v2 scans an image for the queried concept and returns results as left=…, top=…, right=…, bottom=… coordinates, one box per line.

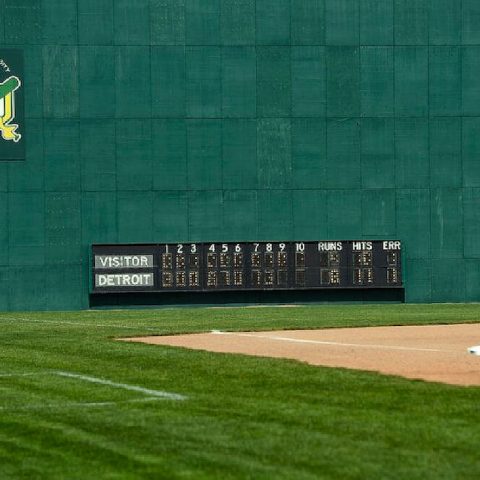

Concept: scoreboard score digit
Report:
left=91, top=240, right=402, bottom=293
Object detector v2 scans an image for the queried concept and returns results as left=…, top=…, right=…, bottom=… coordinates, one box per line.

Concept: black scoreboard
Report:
left=91, top=240, right=402, bottom=294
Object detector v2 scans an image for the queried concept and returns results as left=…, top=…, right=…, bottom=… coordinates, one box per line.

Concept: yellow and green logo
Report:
left=0, top=75, right=21, bottom=143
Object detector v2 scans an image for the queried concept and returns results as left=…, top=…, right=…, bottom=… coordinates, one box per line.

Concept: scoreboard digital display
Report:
left=91, top=240, right=402, bottom=294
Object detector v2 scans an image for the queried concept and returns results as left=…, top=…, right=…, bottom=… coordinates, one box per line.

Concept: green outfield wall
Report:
left=0, top=0, right=479, bottom=309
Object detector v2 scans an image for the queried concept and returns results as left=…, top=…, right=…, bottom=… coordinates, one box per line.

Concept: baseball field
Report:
left=1, top=304, right=480, bottom=479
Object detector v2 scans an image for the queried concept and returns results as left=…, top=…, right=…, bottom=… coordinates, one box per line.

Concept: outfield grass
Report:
left=1, top=304, right=480, bottom=479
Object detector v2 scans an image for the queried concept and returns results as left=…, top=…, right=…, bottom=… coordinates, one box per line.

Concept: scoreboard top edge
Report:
left=92, top=240, right=402, bottom=247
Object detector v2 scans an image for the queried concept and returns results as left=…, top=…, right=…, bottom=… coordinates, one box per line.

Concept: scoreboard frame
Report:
left=91, top=240, right=403, bottom=295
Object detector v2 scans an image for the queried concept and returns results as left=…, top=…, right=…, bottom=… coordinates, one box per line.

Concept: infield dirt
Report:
left=122, top=324, right=480, bottom=386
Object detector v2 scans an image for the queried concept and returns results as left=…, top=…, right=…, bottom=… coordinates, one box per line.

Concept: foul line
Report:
left=55, top=371, right=187, bottom=401
left=211, top=331, right=457, bottom=354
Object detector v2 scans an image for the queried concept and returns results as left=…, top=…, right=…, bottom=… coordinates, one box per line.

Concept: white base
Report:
left=468, top=345, right=480, bottom=355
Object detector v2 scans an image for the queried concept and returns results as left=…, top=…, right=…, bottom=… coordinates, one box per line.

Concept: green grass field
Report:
left=1, top=304, right=480, bottom=479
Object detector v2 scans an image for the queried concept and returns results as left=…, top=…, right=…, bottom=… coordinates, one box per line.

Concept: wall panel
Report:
left=432, top=260, right=465, bottom=302
left=291, top=0, right=325, bottom=45
left=360, top=47, right=394, bottom=117
left=293, top=190, right=327, bottom=239
left=257, top=190, right=293, bottom=240
left=23, top=46, right=43, bottom=117
left=44, top=120, right=80, bottom=192
left=117, top=192, right=153, bottom=242
left=463, top=0, right=480, bottom=45
left=222, top=47, right=256, bottom=117
left=394, top=47, right=428, bottom=116
left=9, top=192, right=45, bottom=266
left=257, top=119, right=292, bottom=189
left=186, top=47, right=222, bottom=117
left=43, top=46, right=79, bottom=119
left=9, top=267, right=46, bottom=310
left=188, top=190, right=223, bottom=241
left=395, top=118, right=429, bottom=188
left=153, top=191, right=189, bottom=241
left=394, top=0, right=428, bottom=45
left=116, top=120, right=152, bottom=191
left=187, top=120, right=222, bottom=189
left=463, top=188, right=480, bottom=258
left=360, top=0, right=393, bottom=45
left=325, top=0, right=359, bottom=46
left=115, top=47, right=151, bottom=118
left=45, top=192, right=82, bottom=265
left=326, top=119, right=361, bottom=188
left=404, top=259, right=431, bottom=303
left=79, top=0, right=114, bottom=45
left=151, top=46, right=186, bottom=117
left=223, top=190, right=258, bottom=240
left=256, top=0, right=290, bottom=45
left=292, top=118, right=326, bottom=189
left=80, top=47, right=115, bottom=118
left=46, top=264, right=84, bottom=310
left=152, top=119, right=187, bottom=190
left=257, top=47, right=291, bottom=117
left=326, top=47, right=360, bottom=117
left=186, top=0, right=220, bottom=45
left=43, top=0, right=77, bottom=45
left=222, top=119, right=257, bottom=189
left=429, top=0, right=461, bottom=45
left=221, top=0, right=255, bottom=45
left=4, top=0, right=42, bottom=44
left=360, top=118, right=395, bottom=189
left=327, top=190, right=362, bottom=239
left=463, top=118, right=480, bottom=187
left=114, top=0, right=150, bottom=45
left=362, top=189, right=396, bottom=237
left=462, top=47, right=480, bottom=116
left=81, top=120, right=116, bottom=192
left=396, top=189, right=430, bottom=259
left=0, top=268, right=8, bottom=310
left=430, top=189, right=463, bottom=259
left=429, top=118, right=461, bottom=188
left=151, top=0, right=185, bottom=45
left=292, top=47, right=325, bottom=117
left=465, top=260, right=480, bottom=302
left=429, top=47, right=461, bottom=116
left=82, top=192, right=117, bottom=245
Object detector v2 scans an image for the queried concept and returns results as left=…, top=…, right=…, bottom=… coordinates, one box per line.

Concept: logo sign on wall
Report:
left=0, top=49, right=24, bottom=160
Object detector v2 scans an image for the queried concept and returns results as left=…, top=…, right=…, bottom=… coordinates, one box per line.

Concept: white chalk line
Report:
left=54, top=371, right=187, bottom=401
left=210, top=331, right=458, bottom=354
left=1, top=371, right=187, bottom=408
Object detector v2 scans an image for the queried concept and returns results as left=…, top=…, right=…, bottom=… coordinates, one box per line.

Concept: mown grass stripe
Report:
left=0, top=397, right=163, bottom=412
left=10, top=317, right=161, bottom=331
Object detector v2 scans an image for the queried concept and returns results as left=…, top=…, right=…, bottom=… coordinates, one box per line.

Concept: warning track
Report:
left=122, top=323, right=480, bottom=386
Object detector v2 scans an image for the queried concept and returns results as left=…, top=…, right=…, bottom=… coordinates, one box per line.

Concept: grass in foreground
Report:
left=0, top=304, right=479, bottom=479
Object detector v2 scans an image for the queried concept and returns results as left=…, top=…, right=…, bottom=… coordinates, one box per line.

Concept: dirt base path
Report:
left=122, top=324, right=480, bottom=386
